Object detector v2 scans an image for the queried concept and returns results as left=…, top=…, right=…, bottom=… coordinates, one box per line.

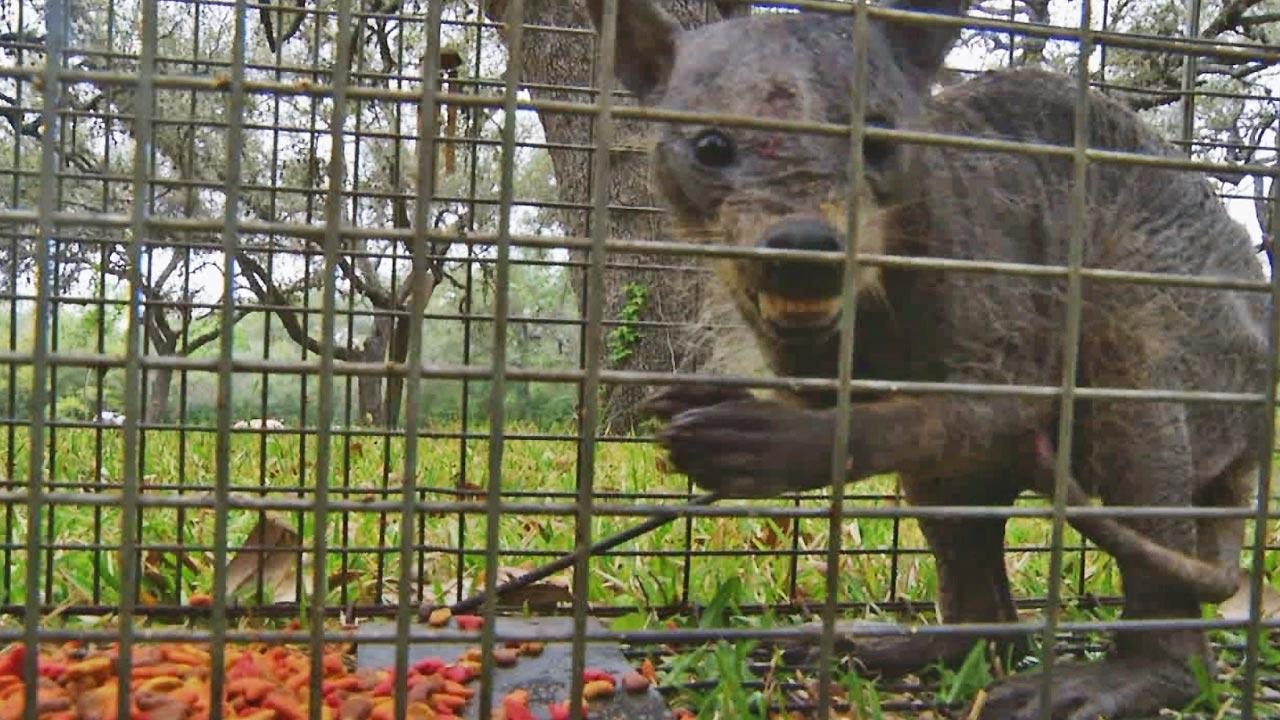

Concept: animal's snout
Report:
left=759, top=217, right=844, bottom=298
left=761, top=217, right=841, bottom=253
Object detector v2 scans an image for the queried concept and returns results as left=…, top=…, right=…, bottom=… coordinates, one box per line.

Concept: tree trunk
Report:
left=486, top=0, right=747, bottom=433
left=143, top=314, right=178, bottom=424
left=384, top=313, right=412, bottom=426
left=358, top=317, right=393, bottom=424
left=147, top=366, right=174, bottom=424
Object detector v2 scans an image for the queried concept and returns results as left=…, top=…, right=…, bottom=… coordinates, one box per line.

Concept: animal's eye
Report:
left=692, top=129, right=736, bottom=168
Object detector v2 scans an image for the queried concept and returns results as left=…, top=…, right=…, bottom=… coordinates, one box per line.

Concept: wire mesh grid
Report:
left=1, top=0, right=1279, bottom=717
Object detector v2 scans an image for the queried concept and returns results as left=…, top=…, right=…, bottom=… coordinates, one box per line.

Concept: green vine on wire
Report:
left=606, top=283, right=648, bottom=364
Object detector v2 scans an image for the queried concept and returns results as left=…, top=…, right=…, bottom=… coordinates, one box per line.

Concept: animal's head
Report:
left=586, top=0, right=966, bottom=344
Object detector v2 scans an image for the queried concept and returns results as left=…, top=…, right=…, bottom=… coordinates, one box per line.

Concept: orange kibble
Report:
left=405, top=703, right=434, bottom=720
left=582, top=679, right=614, bottom=700
left=338, top=696, right=373, bottom=720
left=441, top=680, right=472, bottom=699
left=426, top=608, right=452, bottom=628
left=164, top=648, right=208, bottom=666
left=431, top=693, right=467, bottom=711
left=262, top=691, right=306, bottom=720
left=227, top=677, right=277, bottom=703
left=323, top=654, right=346, bottom=676
left=187, top=593, right=214, bottom=608
left=368, top=701, right=394, bottom=720
left=63, top=657, right=112, bottom=681
left=491, top=649, right=518, bottom=667
left=136, top=676, right=185, bottom=694
left=283, top=670, right=310, bottom=692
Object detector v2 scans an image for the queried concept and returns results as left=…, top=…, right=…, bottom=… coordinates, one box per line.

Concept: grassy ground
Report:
left=0, top=424, right=1276, bottom=718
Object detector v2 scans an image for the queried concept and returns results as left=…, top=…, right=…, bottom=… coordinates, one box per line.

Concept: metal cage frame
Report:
left=1, top=0, right=1278, bottom=717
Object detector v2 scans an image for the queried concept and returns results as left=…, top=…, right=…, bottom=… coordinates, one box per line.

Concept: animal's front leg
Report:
left=655, top=396, right=839, bottom=498
left=656, top=394, right=1044, bottom=498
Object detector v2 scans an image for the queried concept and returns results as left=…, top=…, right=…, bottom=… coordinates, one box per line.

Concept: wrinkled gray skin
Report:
left=583, top=1, right=1271, bottom=718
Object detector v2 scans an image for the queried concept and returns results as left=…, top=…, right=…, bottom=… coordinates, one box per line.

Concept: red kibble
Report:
left=453, top=615, right=484, bottom=632
left=371, top=677, right=395, bottom=696
left=0, top=646, right=25, bottom=677
left=411, top=657, right=445, bottom=675
left=442, top=665, right=474, bottom=684
left=227, top=652, right=261, bottom=681
left=582, top=668, right=613, bottom=683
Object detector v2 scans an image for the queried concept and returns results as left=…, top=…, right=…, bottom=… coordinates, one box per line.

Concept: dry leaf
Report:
left=225, top=512, right=302, bottom=604
left=431, top=565, right=573, bottom=610
left=485, top=565, right=573, bottom=610
left=1216, top=572, right=1280, bottom=621
left=328, top=569, right=364, bottom=588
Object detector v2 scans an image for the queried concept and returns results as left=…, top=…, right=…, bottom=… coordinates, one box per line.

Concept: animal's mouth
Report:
left=756, top=292, right=842, bottom=339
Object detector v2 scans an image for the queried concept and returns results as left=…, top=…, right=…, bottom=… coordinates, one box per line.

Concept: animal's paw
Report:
left=637, top=383, right=756, bottom=422
left=972, top=657, right=1200, bottom=720
left=655, top=397, right=836, bottom=498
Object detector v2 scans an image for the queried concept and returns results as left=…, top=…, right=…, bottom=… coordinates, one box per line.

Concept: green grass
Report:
left=0, top=424, right=1276, bottom=718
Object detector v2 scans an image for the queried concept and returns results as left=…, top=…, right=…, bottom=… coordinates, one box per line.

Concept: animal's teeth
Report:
left=759, top=294, right=839, bottom=317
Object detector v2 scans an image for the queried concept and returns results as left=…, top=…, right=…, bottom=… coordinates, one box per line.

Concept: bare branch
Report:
left=237, top=250, right=359, bottom=361
left=1203, top=0, right=1269, bottom=37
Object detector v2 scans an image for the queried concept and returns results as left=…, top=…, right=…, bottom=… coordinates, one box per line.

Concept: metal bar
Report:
left=309, top=0, right=356, bottom=714
left=0, top=492, right=1268, bottom=521
left=23, top=0, right=66, bottom=713
left=1038, top=0, right=1094, bottom=715
left=1179, top=0, right=1203, bottom=155
left=391, top=0, right=445, bottom=716
left=568, top=1, right=618, bottom=717
left=1239, top=113, right=1280, bottom=720
left=207, top=0, right=251, bottom=716
left=113, top=0, right=160, bottom=714
left=5, top=209, right=1276, bottom=290
left=0, top=354, right=1268, bottom=407
left=817, top=0, right=874, bottom=712
left=477, top=1, right=526, bottom=716
left=444, top=493, right=721, bottom=616
left=0, top=613, right=1271, bottom=645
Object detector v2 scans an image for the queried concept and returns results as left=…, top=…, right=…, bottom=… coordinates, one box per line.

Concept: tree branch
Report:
left=237, top=250, right=358, bottom=361
left=1203, top=0, right=1269, bottom=37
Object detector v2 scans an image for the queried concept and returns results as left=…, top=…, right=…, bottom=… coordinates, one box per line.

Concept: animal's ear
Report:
left=585, top=0, right=683, bottom=102
left=879, top=0, right=968, bottom=83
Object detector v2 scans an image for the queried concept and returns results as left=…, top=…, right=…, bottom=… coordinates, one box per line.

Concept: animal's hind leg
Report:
left=792, top=474, right=1025, bottom=677
left=978, top=401, right=1208, bottom=720
left=1195, top=461, right=1253, bottom=571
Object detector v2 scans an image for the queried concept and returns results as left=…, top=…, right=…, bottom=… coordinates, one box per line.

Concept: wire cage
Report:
left=0, top=0, right=1279, bottom=717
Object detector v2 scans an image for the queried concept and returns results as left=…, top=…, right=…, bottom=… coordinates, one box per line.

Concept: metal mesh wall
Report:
left=0, top=0, right=1278, bottom=717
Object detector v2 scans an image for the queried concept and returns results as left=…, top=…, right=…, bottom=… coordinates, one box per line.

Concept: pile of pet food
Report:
left=0, top=613, right=664, bottom=720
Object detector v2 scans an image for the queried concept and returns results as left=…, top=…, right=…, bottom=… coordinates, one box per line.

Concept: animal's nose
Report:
left=758, top=218, right=844, bottom=297
left=761, top=218, right=841, bottom=253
